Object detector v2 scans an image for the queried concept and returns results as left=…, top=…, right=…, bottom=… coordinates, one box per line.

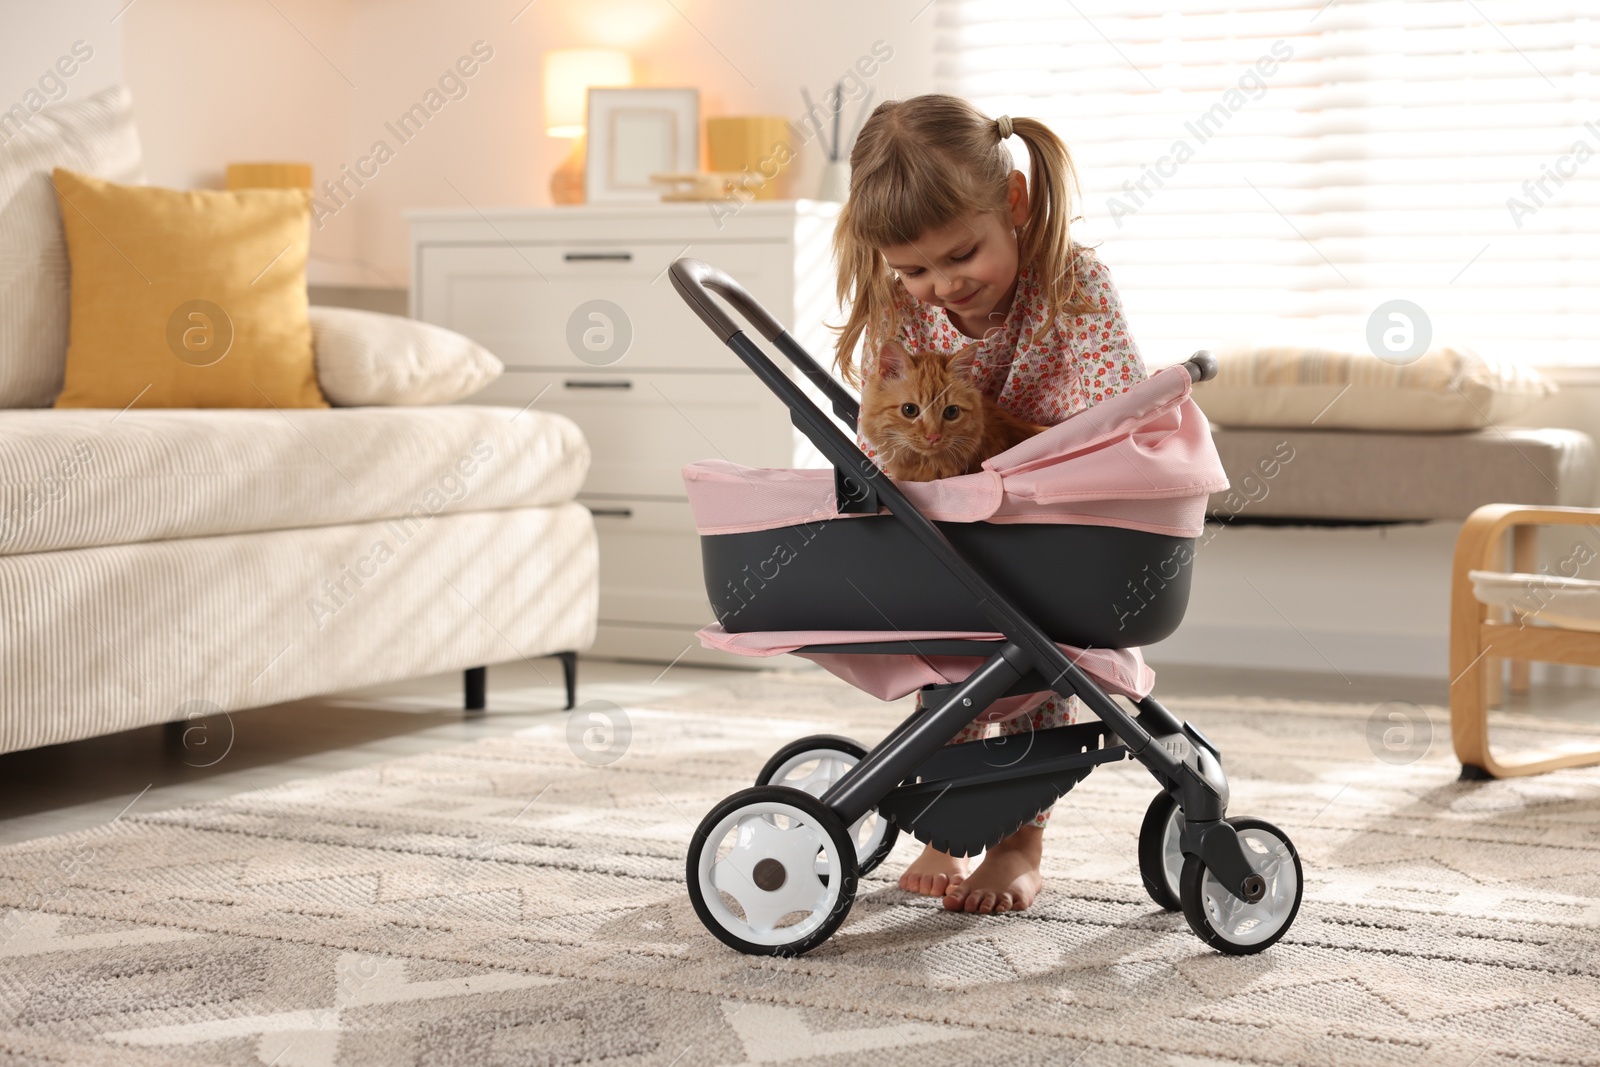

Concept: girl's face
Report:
left=879, top=171, right=1030, bottom=336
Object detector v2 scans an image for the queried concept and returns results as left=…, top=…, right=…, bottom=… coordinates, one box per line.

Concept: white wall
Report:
left=0, top=0, right=125, bottom=120
left=118, top=0, right=363, bottom=279
left=110, top=0, right=935, bottom=286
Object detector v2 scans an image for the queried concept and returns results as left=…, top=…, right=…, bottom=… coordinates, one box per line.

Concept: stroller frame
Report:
left=671, top=259, right=1302, bottom=957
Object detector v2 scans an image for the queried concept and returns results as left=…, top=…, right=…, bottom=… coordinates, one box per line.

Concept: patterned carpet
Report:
left=2, top=668, right=1600, bottom=1066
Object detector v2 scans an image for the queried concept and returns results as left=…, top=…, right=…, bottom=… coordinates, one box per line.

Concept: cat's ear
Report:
left=876, top=340, right=911, bottom=379
left=947, top=343, right=982, bottom=377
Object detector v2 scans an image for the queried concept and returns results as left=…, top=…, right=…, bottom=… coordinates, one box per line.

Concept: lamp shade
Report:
left=543, top=48, right=632, bottom=138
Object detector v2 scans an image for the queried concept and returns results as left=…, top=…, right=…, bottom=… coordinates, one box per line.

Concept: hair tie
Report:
left=996, top=115, right=1013, bottom=139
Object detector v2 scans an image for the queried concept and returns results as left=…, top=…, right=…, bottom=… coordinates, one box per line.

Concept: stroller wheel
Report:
left=756, top=735, right=899, bottom=876
left=1137, top=791, right=1185, bottom=912
left=1179, top=817, right=1302, bottom=955
left=687, top=785, right=858, bottom=956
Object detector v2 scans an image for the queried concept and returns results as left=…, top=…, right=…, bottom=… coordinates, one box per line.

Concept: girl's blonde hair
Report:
left=832, top=94, right=1095, bottom=386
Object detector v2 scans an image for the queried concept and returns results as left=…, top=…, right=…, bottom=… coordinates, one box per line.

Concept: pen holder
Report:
left=816, top=159, right=850, bottom=202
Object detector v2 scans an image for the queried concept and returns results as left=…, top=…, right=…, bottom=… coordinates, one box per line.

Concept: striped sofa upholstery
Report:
left=0, top=398, right=599, bottom=756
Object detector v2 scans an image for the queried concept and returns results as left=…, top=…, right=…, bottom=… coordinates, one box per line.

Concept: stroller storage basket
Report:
left=705, top=518, right=1194, bottom=649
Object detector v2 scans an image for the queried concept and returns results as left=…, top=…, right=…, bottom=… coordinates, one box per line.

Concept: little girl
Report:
left=833, top=94, right=1146, bottom=916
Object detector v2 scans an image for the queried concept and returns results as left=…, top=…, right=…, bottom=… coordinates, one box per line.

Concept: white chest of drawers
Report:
left=409, top=201, right=841, bottom=664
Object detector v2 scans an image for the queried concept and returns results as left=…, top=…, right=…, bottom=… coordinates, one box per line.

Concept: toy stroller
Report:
left=668, top=259, right=1303, bottom=957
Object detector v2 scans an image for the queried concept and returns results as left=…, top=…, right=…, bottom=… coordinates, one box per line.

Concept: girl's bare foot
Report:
left=897, top=843, right=969, bottom=897
left=944, top=824, right=1043, bottom=914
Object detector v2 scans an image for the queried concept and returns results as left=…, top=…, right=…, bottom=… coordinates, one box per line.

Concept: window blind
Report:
left=934, top=0, right=1600, bottom=368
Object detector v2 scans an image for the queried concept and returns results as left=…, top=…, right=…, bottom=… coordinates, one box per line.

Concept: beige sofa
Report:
left=0, top=87, right=597, bottom=755
left=0, top=404, right=598, bottom=755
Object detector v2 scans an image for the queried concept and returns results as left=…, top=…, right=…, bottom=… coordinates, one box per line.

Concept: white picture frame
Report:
left=585, top=87, right=700, bottom=203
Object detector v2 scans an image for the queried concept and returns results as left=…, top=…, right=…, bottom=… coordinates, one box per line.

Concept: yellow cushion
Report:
left=51, top=168, right=327, bottom=409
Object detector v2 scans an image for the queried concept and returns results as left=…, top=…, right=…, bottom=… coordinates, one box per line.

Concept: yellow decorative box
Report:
left=226, top=162, right=313, bottom=190
left=705, top=117, right=794, bottom=200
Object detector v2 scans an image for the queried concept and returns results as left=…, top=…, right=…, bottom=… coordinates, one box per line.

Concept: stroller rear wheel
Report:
left=1137, top=791, right=1185, bottom=912
left=756, top=735, right=899, bottom=875
left=687, top=785, right=858, bottom=956
left=1179, top=817, right=1302, bottom=954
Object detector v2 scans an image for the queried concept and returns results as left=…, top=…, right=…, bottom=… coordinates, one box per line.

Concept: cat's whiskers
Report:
left=945, top=434, right=981, bottom=472
left=876, top=433, right=914, bottom=468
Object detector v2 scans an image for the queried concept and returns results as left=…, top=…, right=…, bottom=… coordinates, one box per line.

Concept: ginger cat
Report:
left=860, top=340, right=1047, bottom=482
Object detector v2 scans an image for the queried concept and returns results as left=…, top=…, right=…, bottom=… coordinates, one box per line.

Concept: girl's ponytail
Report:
left=1008, top=116, right=1091, bottom=343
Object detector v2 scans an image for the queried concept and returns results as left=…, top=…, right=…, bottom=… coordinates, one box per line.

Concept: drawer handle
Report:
left=563, top=379, right=632, bottom=390
left=587, top=506, right=634, bottom=518
left=563, top=251, right=633, bottom=262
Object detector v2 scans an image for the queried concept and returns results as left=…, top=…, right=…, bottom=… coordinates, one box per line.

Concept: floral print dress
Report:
left=865, top=248, right=1147, bottom=829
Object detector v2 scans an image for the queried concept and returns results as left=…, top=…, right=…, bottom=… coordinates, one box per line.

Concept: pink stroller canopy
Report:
left=684, top=364, right=1228, bottom=539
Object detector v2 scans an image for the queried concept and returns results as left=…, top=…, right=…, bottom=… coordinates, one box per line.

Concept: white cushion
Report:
left=1193, top=344, right=1556, bottom=431
left=310, top=306, right=503, bottom=406
left=1470, top=570, right=1600, bottom=632
left=0, top=405, right=588, bottom=556
left=0, top=85, right=142, bottom=409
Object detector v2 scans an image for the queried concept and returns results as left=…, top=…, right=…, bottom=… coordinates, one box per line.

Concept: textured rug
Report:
left=2, top=669, right=1600, bottom=1066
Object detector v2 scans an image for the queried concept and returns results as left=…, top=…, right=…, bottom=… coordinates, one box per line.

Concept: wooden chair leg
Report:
left=1508, top=525, right=1537, bottom=696
left=1447, top=631, right=1600, bottom=780
left=1449, top=630, right=1492, bottom=778
left=1451, top=505, right=1600, bottom=779
left=1465, top=699, right=1600, bottom=777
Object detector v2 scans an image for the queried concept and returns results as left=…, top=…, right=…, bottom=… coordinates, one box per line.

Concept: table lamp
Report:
left=544, top=48, right=632, bottom=205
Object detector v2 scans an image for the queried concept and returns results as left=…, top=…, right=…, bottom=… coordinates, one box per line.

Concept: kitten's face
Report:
left=861, top=341, right=986, bottom=468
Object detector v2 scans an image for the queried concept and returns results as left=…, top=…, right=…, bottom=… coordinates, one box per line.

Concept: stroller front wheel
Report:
left=756, top=735, right=899, bottom=875
left=687, top=785, right=859, bottom=956
left=1179, top=817, right=1303, bottom=955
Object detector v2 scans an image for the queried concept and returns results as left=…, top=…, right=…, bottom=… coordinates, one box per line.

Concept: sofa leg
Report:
left=163, top=719, right=187, bottom=756
left=466, top=658, right=574, bottom=714
left=558, top=651, right=577, bottom=710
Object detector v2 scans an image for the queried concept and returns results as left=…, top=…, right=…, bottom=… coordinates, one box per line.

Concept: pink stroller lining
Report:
left=697, top=624, right=1154, bottom=724
left=685, top=365, right=1209, bottom=724
left=684, top=364, right=1228, bottom=539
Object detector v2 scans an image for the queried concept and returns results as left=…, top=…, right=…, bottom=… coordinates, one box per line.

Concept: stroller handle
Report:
left=669, top=258, right=787, bottom=345
left=1185, top=349, right=1219, bottom=383
left=670, top=257, right=863, bottom=429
